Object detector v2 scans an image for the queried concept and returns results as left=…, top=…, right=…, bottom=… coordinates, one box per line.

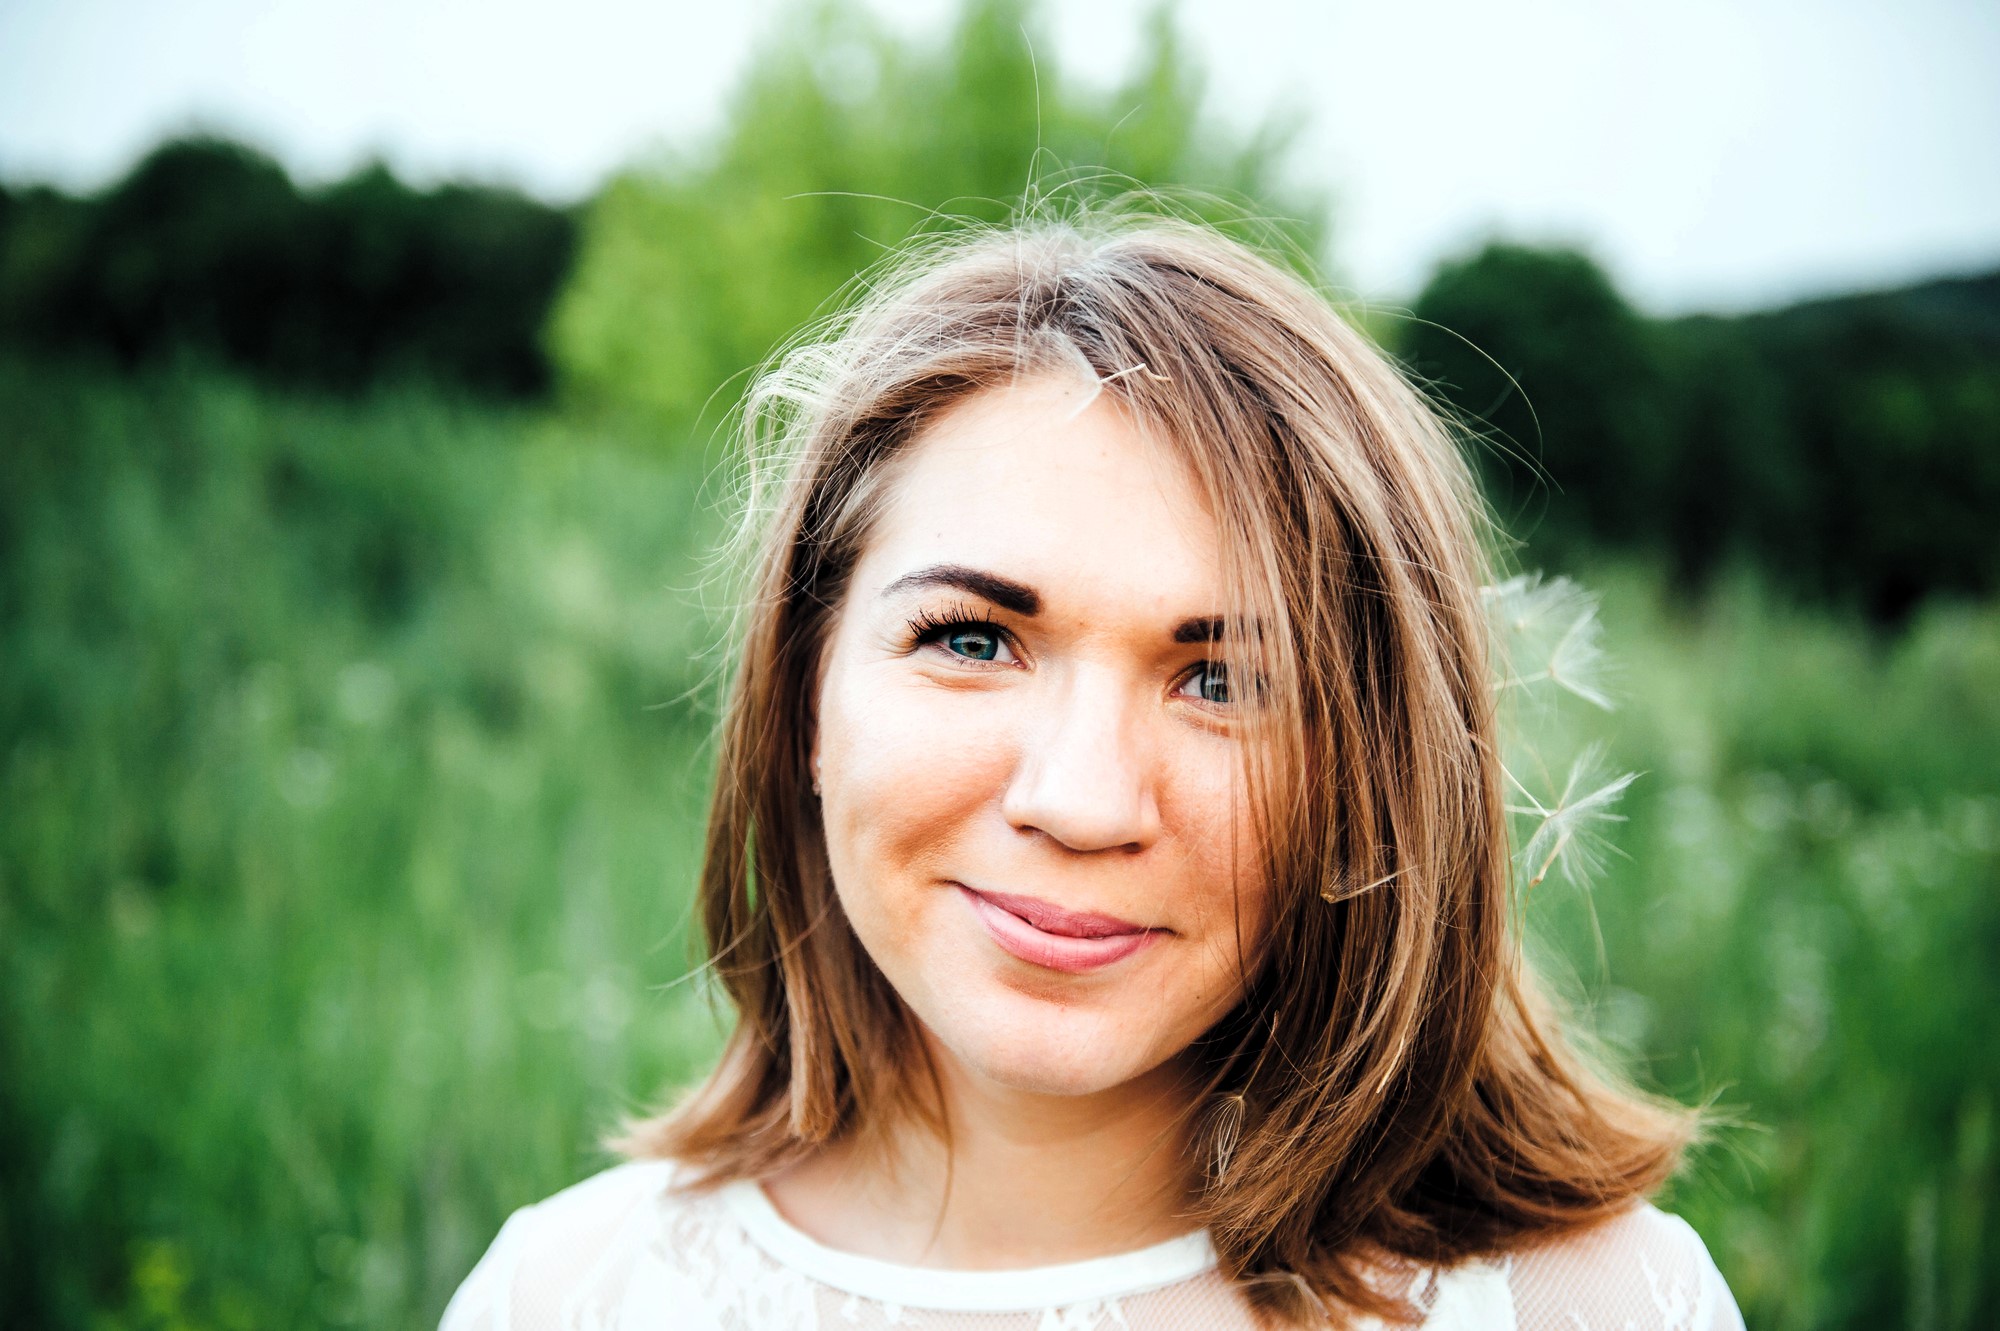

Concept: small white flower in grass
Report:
left=1484, top=573, right=1614, bottom=710
left=1506, top=744, right=1639, bottom=891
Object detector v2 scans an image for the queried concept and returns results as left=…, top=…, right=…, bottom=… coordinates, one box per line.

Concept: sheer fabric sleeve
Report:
left=438, top=1161, right=678, bottom=1331
left=1504, top=1204, right=1743, bottom=1331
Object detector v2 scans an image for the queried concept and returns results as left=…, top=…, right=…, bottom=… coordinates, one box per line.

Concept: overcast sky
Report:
left=2, top=0, right=1996, bottom=312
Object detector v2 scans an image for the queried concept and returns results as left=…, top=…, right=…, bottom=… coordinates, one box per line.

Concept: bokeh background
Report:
left=2, top=2, right=1996, bottom=1327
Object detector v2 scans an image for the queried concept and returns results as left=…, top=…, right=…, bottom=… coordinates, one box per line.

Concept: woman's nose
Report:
left=1000, top=672, right=1163, bottom=853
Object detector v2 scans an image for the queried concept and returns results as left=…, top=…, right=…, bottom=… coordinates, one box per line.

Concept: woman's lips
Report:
left=957, top=884, right=1163, bottom=973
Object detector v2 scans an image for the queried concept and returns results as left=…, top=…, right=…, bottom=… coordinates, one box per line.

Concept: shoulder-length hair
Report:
left=623, top=214, right=1695, bottom=1324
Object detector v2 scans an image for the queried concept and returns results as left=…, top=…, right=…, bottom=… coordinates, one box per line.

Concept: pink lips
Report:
left=957, top=884, right=1163, bottom=973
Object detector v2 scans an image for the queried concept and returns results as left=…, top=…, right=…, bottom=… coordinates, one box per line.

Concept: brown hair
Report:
left=623, top=214, right=1696, bottom=1323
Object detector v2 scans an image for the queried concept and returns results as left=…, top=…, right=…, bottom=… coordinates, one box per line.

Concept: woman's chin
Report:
left=924, top=1008, right=1169, bottom=1099
left=966, top=1055, right=1123, bottom=1098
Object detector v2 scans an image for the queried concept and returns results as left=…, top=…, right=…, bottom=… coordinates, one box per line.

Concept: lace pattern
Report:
left=441, top=1162, right=1741, bottom=1331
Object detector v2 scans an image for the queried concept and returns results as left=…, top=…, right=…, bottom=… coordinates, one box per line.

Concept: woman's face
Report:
left=814, top=376, right=1271, bottom=1100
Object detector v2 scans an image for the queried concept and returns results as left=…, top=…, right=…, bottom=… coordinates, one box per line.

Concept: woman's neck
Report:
left=763, top=1039, right=1201, bottom=1270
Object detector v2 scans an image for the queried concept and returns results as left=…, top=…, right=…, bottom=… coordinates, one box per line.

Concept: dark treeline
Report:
left=1406, top=246, right=2000, bottom=620
left=0, top=137, right=575, bottom=395
left=3, top=122, right=1996, bottom=617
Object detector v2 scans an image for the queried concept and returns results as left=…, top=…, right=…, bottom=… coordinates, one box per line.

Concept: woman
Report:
left=442, top=217, right=1742, bottom=1329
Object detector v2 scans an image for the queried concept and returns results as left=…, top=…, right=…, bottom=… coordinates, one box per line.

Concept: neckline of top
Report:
left=716, top=1177, right=1220, bottom=1311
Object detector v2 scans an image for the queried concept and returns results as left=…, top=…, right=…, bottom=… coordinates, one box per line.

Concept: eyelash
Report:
left=904, top=604, right=1015, bottom=659
left=904, top=604, right=1239, bottom=708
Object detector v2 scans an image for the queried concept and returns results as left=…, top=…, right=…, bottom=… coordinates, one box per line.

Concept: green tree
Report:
left=1405, top=244, right=2000, bottom=615
left=1734, top=274, right=2000, bottom=617
left=549, top=0, right=1325, bottom=432
left=0, top=137, right=576, bottom=395
left=1403, top=243, right=1675, bottom=565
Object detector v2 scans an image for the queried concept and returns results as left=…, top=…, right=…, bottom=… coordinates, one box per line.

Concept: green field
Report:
left=3, top=358, right=1996, bottom=1329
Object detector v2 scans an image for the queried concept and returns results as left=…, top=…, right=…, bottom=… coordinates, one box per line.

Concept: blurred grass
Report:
left=1518, top=566, right=2000, bottom=1329
left=1, top=358, right=1995, bottom=1328
left=0, top=358, right=733, bottom=1327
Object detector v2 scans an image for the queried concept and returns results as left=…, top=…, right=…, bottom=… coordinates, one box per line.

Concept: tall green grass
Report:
left=1, top=360, right=731, bottom=1327
left=2, top=361, right=1994, bottom=1328
left=1520, top=566, right=1999, bottom=1329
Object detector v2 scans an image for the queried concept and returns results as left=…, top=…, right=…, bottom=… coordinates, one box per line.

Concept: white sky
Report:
left=2, top=0, right=1996, bottom=312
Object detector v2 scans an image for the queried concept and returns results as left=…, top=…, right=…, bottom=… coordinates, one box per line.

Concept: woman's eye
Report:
left=943, top=627, right=1003, bottom=661
left=913, top=619, right=1014, bottom=664
left=1178, top=662, right=1231, bottom=706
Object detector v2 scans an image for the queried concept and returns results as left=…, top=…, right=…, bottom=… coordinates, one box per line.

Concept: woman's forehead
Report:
left=854, top=377, right=1227, bottom=618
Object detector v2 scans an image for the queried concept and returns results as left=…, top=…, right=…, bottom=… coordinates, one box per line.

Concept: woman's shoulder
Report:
left=1480, top=1202, right=1743, bottom=1331
left=518, top=1156, right=685, bottom=1230
left=438, top=1158, right=703, bottom=1331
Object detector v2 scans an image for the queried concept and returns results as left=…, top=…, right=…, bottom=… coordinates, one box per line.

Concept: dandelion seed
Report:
left=1484, top=573, right=1614, bottom=710
left=1507, top=745, right=1638, bottom=891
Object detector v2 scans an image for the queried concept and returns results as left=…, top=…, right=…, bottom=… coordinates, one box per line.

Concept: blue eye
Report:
left=906, top=609, right=1015, bottom=665
left=1179, top=662, right=1231, bottom=705
left=944, top=628, right=1002, bottom=661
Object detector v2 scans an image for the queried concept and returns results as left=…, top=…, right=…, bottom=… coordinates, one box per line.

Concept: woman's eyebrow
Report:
left=880, top=564, right=1040, bottom=615
left=1176, top=616, right=1268, bottom=644
left=881, top=568, right=1242, bottom=643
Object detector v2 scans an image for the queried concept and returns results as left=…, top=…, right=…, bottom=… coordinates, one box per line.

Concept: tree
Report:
left=0, top=137, right=576, bottom=395
left=549, top=0, right=1325, bottom=433
left=1405, top=242, right=2000, bottom=615
left=1404, top=243, right=1675, bottom=565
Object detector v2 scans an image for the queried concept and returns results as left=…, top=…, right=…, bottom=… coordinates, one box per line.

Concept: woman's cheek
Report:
left=820, top=668, right=1021, bottom=924
left=1163, top=742, right=1271, bottom=968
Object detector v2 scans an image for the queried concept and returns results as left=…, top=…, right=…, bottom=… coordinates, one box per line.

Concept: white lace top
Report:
left=441, top=1160, right=1742, bottom=1330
